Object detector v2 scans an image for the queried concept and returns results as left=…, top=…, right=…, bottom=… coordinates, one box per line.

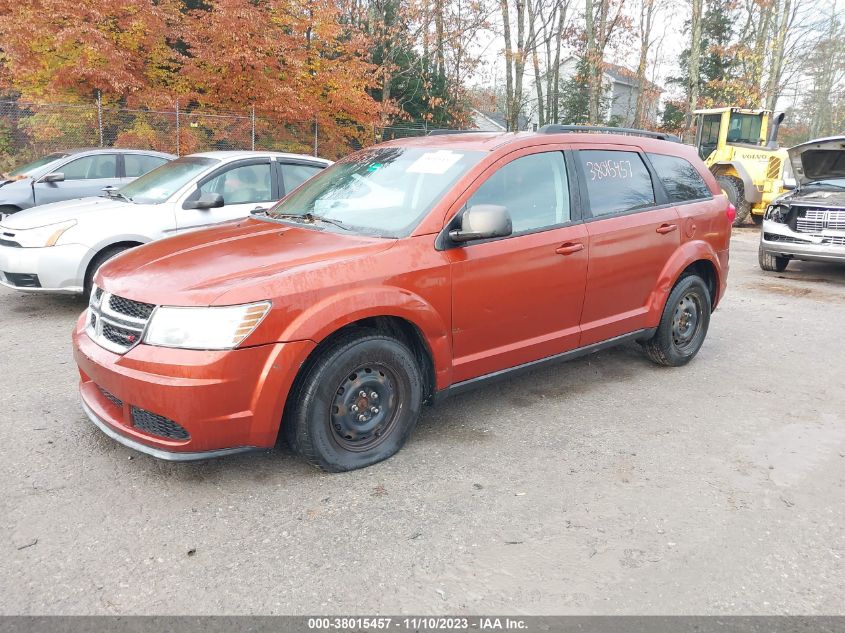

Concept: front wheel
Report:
left=716, top=175, right=751, bottom=227
left=284, top=331, right=424, bottom=472
left=643, top=275, right=711, bottom=367
left=759, top=243, right=789, bottom=272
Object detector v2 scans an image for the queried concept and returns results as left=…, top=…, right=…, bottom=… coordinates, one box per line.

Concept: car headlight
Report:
left=764, top=204, right=789, bottom=223
left=143, top=302, right=271, bottom=350
left=10, top=220, right=77, bottom=247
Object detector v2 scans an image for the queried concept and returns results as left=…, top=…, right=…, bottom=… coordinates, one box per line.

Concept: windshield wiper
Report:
left=103, top=189, right=133, bottom=202
left=271, top=212, right=351, bottom=231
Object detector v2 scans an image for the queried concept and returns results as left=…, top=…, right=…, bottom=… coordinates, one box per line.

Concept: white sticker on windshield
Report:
left=407, top=150, right=463, bottom=174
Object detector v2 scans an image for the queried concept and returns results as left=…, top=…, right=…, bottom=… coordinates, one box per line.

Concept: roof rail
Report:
left=427, top=129, right=490, bottom=136
left=537, top=124, right=681, bottom=143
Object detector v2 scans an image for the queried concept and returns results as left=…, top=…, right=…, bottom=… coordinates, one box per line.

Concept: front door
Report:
left=574, top=147, right=681, bottom=345
left=33, top=154, right=120, bottom=205
left=447, top=149, right=589, bottom=383
left=176, top=159, right=276, bottom=231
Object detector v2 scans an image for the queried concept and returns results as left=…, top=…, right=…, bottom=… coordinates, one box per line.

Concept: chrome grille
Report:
left=86, top=287, right=155, bottom=354
left=823, top=236, right=845, bottom=246
left=796, top=208, right=845, bottom=233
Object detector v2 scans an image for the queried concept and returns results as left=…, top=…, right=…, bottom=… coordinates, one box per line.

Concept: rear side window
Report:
left=468, top=151, right=570, bottom=233
left=577, top=150, right=655, bottom=217
left=647, top=153, right=712, bottom=203
left=124, top=154, right=168, bottom=178
left=281, top=163, right=323, bottom=193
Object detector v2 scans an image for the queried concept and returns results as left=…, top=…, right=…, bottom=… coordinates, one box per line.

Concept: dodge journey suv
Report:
left=72, top=127, right=732, bottom=471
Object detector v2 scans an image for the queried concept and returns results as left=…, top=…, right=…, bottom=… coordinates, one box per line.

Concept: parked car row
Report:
left=0, top=150, right=330, bottom=295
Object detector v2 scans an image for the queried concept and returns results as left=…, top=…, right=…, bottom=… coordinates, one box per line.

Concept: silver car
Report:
left=0, top=148, right=174, bottom=217
left=759, top=136, right=845, bottom=271
left=0, top=151, right=330, bottom=295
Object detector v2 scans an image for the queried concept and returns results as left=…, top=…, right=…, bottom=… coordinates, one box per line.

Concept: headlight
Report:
left=143, top=302, right=271, bottom=350
left=764, top=204, right=789, bottom=223
left=10, top=220, right=77, bottom=247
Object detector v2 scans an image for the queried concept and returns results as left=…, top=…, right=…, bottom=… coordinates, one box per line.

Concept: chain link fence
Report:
left=0, top=99, right=454, bottom=172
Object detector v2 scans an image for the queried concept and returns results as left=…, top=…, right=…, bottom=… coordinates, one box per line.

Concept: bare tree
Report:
left=682, top=0, right=703, bottom=140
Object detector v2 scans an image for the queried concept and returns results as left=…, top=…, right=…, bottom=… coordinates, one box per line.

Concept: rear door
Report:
left=120, top=153, right=170, bottom=186
left=176, top=158, right=276, bottom=230
left=33, top=153, right=119, bottom=205
left=574, top=145, right=681, bottom=346
left=278, top=161, right=326, bottom=198
left=446, top=148, right=589, bottom=383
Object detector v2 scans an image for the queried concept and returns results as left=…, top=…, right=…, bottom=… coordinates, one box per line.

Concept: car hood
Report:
left=0, top=196, right=129, bottom=228
left=778, top=188, right=845, bottom=207
left=98, top=218, right=395, bottom=306
left=788, top=136, right=845, bottom=185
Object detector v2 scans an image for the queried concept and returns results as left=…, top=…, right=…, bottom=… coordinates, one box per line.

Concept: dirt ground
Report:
left=1, top=228, right=843, bottom=615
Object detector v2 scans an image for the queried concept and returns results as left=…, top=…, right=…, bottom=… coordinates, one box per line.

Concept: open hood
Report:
left=788, top=136, right=845, bottom=186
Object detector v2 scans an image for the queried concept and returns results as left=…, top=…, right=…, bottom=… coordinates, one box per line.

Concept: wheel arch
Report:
left=81, top=239, right=148, bottom=287
left=711, top=161, right=762, bottom=203
left=648, top=242, right=723, bottom=323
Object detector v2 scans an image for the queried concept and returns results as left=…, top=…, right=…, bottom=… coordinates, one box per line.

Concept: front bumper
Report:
left=761, top=220, right=845, bottom=263
left=72, top=312, right=316, bottom=459
left=0, top=243, right=89, bottom=293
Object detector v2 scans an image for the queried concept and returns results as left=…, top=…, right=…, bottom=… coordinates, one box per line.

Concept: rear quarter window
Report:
left=647, top=153, right=712, bottom=203
left=577, top=149, right=655, bottom=217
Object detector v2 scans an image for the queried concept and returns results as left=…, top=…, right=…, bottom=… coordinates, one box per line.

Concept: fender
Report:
left=647, top=240, right=722, bottom=324
left=279, top=285, right=453, bottom=389
left=711, top=161, right=762, bottom=203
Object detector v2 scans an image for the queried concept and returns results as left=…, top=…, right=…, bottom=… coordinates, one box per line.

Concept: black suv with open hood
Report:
left=759, top=136, right=845, bottom=271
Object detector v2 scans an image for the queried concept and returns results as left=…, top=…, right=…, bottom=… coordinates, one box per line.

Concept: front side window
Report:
left=124, top=154, right=169, bottom=178
left=467, top=152, right=570, bottom=233
left=119, top=156, right=218, bottom=204
left=267, top=147, right=485, bottom=237
left=281, top=163, right=323, bottom=194
left=647, top=153, right=712, bottom=203
left=62, top=154, right=117, bottom=180
left=199, top=163, right=273, bottom=205
left=578, top=150, right=655, bottom=217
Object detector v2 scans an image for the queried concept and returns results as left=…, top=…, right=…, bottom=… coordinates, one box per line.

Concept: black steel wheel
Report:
left=644, top=274, right=711, bottom=367
left=284, top=330, right=423, bottom=472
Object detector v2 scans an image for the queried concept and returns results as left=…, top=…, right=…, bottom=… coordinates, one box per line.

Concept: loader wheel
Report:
left=716, top=175, right=751, bottom=227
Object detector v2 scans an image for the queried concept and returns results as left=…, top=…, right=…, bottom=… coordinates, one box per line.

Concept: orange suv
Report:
left=72, top=127, right=732, bottom=471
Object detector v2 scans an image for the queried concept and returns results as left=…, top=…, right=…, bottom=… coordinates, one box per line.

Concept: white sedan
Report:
left=0, top=150, right=330, bottom=296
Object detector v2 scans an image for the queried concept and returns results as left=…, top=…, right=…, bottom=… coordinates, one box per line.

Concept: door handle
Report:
left=656, top=223, right=678, bottom=234
left=555, top=242, right=585, bottom=255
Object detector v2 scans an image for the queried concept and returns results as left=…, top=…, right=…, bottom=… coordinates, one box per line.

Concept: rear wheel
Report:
left=716, top=175, right=751, bottom=226
left=643, top=275, right=711, bottom=367
left=284, top=330, right=424, bottom=472
left=0, top=205, right=21, bottom=219
left=758, top=243, right=789, bottom=272
left=83, top=245, right=135, bottom=298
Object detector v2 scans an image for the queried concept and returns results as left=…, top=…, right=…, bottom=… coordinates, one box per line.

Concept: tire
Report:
left=758, top=242, right=789, bottom=272
left=83, top=244, right=135, bottom=298
left=750, top=213, right=763, bottom=226
left=284, top=330, right=424, bottom=472
left=716, top=175, right=751, bottom=227
left=644, top=274, right=711, bottom=367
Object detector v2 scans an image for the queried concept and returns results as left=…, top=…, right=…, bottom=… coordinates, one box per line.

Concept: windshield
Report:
left=119, top=156, right=218, bottom=204
left=727, top=113, right=764, bottom=145
left=6, top=152, right=69, bottom=178
left=266, top=147, right=485, bottom=237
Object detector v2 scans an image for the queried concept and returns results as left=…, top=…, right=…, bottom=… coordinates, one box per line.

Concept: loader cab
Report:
left=694, top=108, right=773, bottom=161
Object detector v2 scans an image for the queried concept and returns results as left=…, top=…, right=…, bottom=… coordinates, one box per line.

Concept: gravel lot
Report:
left=1, top=228, right=843, bottom=615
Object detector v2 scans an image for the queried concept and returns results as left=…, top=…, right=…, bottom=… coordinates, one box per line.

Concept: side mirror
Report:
left=449, top=204, right=512, bottom=243
left=185, top=192, right=224, bottom=210
left=42, top=172, right=65, bottom=183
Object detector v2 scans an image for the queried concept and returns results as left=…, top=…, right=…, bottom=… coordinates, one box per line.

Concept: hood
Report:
left=788, top=136, right=845, bottom=185
left=0, top=196, right=128, bottom=229
left=778, top=188, right=845, bottom=208
left=98, top=218, right=395, bottom=305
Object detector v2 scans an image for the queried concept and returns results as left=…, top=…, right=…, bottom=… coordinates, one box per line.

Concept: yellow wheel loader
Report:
left=693, top=107, right=790, bottom=226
